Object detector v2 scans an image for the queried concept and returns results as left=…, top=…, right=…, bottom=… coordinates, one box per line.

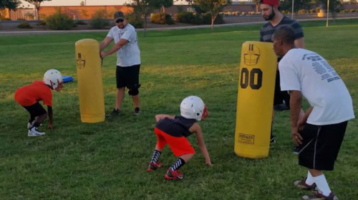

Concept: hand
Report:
left=205, top=160, right=213, bottom=167
left=291, top=128, right=303, bottom=146
left=100, top=51, right=106, bottom=59
left=48, top=123, right=53, bottom=129
left=297, top=118, right=306, bottom=131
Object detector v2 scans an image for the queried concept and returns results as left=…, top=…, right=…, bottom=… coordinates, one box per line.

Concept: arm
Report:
left=190, top=123, right=212, bottom=166
left=293, top=21, right=304, bottom=48
left=294, top=37, right=305, bottom=48
left=101, top=39, right=128, bottom=58
left=155, top=114, right=174, bottom=122
left=99, top=37, right=113, bottom=52
left=47, top=106, right=53, bottom=129
left=289, top=91, right=303, bottom=145
left=289, top=91, right=302, bottom=131
left=298, top=106, right=313, bottom=130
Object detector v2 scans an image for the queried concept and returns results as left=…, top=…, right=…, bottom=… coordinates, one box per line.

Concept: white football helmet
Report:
left=180, top=96, right=208, bottom=121
left=43, top=69, right=63, bottom=90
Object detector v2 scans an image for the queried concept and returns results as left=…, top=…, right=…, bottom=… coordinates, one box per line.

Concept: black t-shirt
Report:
left=155, top=116, right=197, bottom=137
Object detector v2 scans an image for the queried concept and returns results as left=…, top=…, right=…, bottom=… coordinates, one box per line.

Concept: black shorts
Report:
left=23, top=102, right=47, bottom=117
left=116, top=65, right=140, bottom=89
left=274, top=69, right=290, bottom=106
left=298, top=121, right=348, bottom=171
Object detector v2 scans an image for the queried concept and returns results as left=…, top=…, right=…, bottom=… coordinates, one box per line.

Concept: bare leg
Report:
left=116, top=87, right=125, bottom=110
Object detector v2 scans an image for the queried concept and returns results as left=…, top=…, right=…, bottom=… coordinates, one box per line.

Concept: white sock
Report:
left=313, top=174, right=331, bottom=196
left=305, top=171, right=315, bottom=185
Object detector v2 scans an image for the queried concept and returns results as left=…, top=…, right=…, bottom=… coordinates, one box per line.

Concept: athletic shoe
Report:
left=106, top=109, right=119, bottom=118
left=147, top=161, right=163, bottom=172
left=134, top=107, right=140, bottom=116
left=294, top=177, right=317, bottom=190
left=301, top=191, right=338, bottom=200
left=270, top=137, right=276, bottom=144
left=28, top=127, right=45, bottom=137
left=164, top=168, right=183, bottom=180
left=293, top=146, right=301, bottom=155
left=27, top=122, right=34, bottom=129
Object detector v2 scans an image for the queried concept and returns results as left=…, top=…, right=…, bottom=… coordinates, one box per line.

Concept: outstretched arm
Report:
left=155, top=114, right=174, bottom=122
left=47, top=106, right=53, bottom=129
left=191, top=123, right=212, bottom=166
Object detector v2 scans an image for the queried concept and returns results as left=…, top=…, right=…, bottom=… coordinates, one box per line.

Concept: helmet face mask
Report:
left=43, top=69, right=63, bottom=91
left=180, top=96, right=208, bottom=121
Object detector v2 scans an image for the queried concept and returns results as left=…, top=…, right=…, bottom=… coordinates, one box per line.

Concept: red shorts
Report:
left=154, top=127, right=195, bottom=157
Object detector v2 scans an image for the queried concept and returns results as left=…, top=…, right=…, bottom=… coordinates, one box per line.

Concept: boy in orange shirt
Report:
left=14, top=69, right=63, bottom=137
left=146, top=96, right=212, bottom=180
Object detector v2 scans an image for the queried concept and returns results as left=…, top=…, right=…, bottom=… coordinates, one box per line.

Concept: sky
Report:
left=19, top=0, right=191, bottom=8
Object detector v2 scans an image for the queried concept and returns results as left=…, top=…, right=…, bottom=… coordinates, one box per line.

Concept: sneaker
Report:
left=147, top=161, right=163, bottom=172
left=134, top=107, right=140, bottom=116
left=27, top=121, right=42, bottom=129
left=27, top=122, right=34, bottom=129
left=164, top=168, right=183, bottom=180
left=106, top=109, right=119, bottom=118
left=293, top=146, right=301, bottom=155
left=270, top=137, right=276, bottom=144
left=28, top=127, right=45, bottom=137
left=274, top=104, right=290, bottom=111
left=294, top=177, right=317, bottom=190
left=301, top=191, right=338, bottom=200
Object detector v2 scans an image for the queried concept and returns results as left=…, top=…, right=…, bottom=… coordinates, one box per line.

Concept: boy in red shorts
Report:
left=14, top=69, right=63, bottom=137
left=146, top=96, right=212, bottom=180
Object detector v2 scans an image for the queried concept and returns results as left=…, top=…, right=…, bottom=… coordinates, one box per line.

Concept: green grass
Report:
left=0, top=19, right=358, bottom=199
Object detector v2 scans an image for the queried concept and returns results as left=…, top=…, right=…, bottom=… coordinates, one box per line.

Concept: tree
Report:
left=24, top=0, right=51, bottom=20
left=320, top=0, right=341, bottom=18
left=0, top=0, right=20, bottom=20
left=194, top=0, right=230, bottom=31
left=280, top=0, right=311, bottom=12
left=127, top=0, right=157, bottom=37
left=0, top=0, right=19, bottom=10
left=252, top=0, right=260, bottom=13
left=153, top=0, right=173, bottom=13
left=80, top=1, right=85, bottom=6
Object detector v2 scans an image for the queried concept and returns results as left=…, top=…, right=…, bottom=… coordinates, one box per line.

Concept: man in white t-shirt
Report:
left=100, top=11, right=141, bottom=117
left=272, top=26, right=355, bottom=200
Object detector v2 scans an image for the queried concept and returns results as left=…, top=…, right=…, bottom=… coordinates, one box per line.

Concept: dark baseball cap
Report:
left=114, top=11, right=125, bottom=21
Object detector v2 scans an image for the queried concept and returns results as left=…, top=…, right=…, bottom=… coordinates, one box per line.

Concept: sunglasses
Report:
left=115, top=19, right=124, bottom=23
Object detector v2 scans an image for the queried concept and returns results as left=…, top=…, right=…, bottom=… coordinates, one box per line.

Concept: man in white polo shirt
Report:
left=272, top=26, right=355, bottom=200
left=100, top=11, right=141, bottom=117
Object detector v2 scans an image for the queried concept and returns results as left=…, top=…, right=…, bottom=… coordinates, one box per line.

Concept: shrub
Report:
left=90, top=9, right=110, bottom=29
left=174, top=12, right=194, bottom=23
left=316, top=7, right=321, bottom=13
left=75, top=20, right=87, bottom=25
left=150, top=13, right=174, bottom=25
left=126, top=12, right=144, bottom=28
left=17, top=22, right=32, bottom=29
left=174, top=12, right=202, bottom=25
left=37, top=21, right=47, bottom=26
left=45, top=9, right=74, bottom=30
left=24, top=12, right=35, bottom=20
left=298, top=9, right=307, bottom=14
left=202, top=13, right=224, bottom=25
left=350, top=9, right=355, bottom=13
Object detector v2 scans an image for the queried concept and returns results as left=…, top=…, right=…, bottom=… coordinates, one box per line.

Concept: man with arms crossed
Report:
left=259, top=0, right=305, bottom=153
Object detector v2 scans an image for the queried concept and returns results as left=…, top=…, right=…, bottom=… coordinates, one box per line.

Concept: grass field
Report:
left=0, top=19, right=357, bottom=200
